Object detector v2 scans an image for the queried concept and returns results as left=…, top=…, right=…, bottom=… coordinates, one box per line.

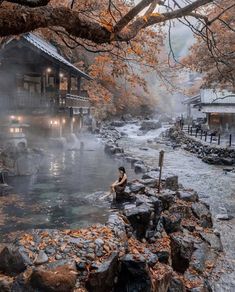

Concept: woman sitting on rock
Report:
left=111, top=166, right=127, bottom=195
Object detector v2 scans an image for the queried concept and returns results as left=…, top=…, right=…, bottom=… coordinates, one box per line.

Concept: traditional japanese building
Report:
left=183, top=89, right=235, bottom=132
left=0, top=33, right=92, bottom=139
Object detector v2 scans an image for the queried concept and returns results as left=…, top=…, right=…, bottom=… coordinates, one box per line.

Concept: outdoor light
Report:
left=60, top=73, right=64, bottom=78
left=54, top=120, right=58, bottom=125
left=73, top=118, right=76, bottom=122
left=10, top=128, right=14, bottom=133
left=62, top=118, right=66, bottom=124
left=50, top=120, right=53, bottom=125
left=47, top=67, right=52, bottom=73
left=10, top=115, right=15, bottom=120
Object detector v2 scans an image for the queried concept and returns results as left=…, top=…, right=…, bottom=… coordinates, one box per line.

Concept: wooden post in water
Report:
left=205, top=132, right=207, bottom=142
left=210, top=134, right=213, bottom=144
left=218, top=134, right=221, bottom=145
left=158, top=150, right=164, bottom=194
left=229, top=134, right=232, bottom=147
left=0, top=172, right=5, bottom=184
left=200, top=130, right=203, bottom=139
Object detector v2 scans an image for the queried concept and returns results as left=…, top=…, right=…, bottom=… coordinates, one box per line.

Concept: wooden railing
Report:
left=185, top=125, right=234, bottom=147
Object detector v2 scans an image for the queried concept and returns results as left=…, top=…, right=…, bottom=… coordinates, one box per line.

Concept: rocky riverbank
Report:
left=0, top=122, right=226, bottom=291
left=166, top=126, right=235, bottom=166
left=0, top=174, right=222, bottom=291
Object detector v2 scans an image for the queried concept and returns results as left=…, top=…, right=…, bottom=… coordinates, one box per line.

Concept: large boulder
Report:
left=115, top=254, right=152, bottom=292
left=168, top=275, right=186, bottom=292
left=165, top=176, right=179, bottom=191
left=190, top=243, right=218, bottom=274
left=157, top=190, right=176, bottom=210
left=177, top=190, right=199, bottom=202
left=162, top=212, right=182, bottom=234
left=124, top=203, right=151, bottom=239
left=170, top=233, right=194, bottom=274
left=0, top=246, right=31, bottom=276
left=199, top=232, right=223, bottom=252
left=106, top=213, right=127, bottom=240
left=128, top=182, right=145, bottom=193
left=142, top=171, right=159, bottom=180
left=191, top=202, right=213, bottom=228
left=140, top=178, right=158, bottom=188
left=110, top=121, right=126, bottom=127
left=115, top=186, right=135, bottom=203
left=86, top=252, right=119, bottom=292
left=134, top=162, right=148, bottom=174
left=30, top=265, right=77, bottom=292
left=140, top=120, right=161, bottom=132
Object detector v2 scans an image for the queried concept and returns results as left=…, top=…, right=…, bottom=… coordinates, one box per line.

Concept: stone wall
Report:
left=167, top=127, right=235, bottom=166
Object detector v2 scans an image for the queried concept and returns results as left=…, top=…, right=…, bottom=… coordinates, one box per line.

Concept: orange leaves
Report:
left=99, top=10, right=114, bottom=32
left=150, top=12, right=161, bottom=17
left=19, top=234, right=34, bottom=247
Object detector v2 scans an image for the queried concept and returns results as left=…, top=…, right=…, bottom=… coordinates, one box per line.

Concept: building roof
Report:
left=200, top=89, right=235, bottom=104
left=23, top=33, right=91, bottom=80
left=3, top=33, right=91, bottom=80
left=201, top=105, right=235, bottom=114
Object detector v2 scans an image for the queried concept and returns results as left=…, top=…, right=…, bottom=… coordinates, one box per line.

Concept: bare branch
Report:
left=5, top=0, right=50, bottom=7
left=113, top=0, right=154, bottom=33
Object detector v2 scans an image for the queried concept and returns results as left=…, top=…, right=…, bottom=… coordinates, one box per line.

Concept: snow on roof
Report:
left=201, top=105, right=235, bottom=114
left=200, top=89, right=235, bottom=104
left=23, top=33, right=91, bottom=80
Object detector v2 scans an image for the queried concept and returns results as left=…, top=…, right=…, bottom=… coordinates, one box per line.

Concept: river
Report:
left=0, top=133, right=136, bottom=238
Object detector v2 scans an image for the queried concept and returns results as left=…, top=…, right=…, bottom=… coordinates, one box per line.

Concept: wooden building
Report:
left=184, top=89, right=235, bottom=133
left=0, top=33, right=92, bottom=138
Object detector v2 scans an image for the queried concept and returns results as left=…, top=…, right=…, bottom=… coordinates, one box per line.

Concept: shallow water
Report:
left=0, top=134, right=136, bottom=238
left=118, top=123, right=235, bottom=292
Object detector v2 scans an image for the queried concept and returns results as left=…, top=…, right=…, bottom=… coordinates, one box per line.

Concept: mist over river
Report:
left=0, top=134, right=137, bottom=238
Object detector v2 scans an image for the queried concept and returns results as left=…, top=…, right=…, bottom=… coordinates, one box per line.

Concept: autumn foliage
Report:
left=183, top=0, right=235, bottom=92
left=34, top=0, right=167, bottom=118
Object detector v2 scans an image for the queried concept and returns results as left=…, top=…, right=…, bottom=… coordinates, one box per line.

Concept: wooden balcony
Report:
left=64, top=93, right=90, bottom=108
left=0, top=91, right=90, bottom=113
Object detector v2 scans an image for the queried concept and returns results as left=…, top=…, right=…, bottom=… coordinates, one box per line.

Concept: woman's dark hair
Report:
left=118, top=166, right=126, bottom=173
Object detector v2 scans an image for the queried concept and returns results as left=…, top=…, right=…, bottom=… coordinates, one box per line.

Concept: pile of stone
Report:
left=167, top=127, right=235, bottom=166
left=140, top=120, right=162, bottom=132
left=0, top=175, right=222, bottom=292
left=100, top=124, right=150, bottom=174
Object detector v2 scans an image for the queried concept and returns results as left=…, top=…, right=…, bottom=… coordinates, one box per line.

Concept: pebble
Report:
left=215, top=213, right=230, bottom=220
left=55, top=254, right=62, bottom=260
left=95, top=238, right=104, bottom=246
left=35, top=250, right=48, bottom=265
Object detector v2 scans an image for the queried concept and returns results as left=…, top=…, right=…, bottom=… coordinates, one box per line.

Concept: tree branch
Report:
left=5, top=0, right=50, bottom=7
left=113, top=0, right=154, bottom=33
left=0, top=0, right=214, bottom=44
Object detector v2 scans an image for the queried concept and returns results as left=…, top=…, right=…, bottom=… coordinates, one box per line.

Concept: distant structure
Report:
left=0, top=33, right=92, bottom=141
left=183, top=89, right=235, bottom=132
